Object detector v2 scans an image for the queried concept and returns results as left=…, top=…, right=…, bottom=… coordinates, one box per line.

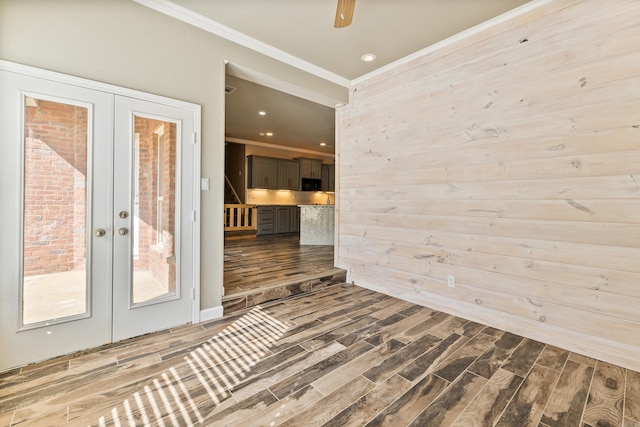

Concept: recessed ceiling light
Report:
left=320, top=142, right=327, bottom=146
left=361, top=53, right=377, bottom=62
left=265, top=132, right=273, bottom=137
left=258, top=111, right=266, bottom=116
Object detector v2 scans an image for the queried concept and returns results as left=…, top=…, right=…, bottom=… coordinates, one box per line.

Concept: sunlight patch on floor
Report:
left=96, top=306, right=291, bottom=426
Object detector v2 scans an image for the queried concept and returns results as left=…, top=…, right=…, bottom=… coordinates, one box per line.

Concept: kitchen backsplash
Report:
left=247, top=189, right=334, bottom=205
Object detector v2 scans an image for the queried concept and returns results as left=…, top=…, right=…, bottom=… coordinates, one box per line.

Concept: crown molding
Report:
left=226, top=137, right=335, bottom=159
left=351, top=0, right=554, bottom=87
left=135, top=0, right=554, bottom=98
left=133, top=0, right=350, bottom=88
left=226, top=63, right=347, bottom=108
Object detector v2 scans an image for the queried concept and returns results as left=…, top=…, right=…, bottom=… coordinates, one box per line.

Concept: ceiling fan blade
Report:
left=334, top=0, right=356, bottom=28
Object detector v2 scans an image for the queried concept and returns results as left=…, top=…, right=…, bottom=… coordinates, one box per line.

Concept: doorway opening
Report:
left=222, top=66, right=343, bottom=313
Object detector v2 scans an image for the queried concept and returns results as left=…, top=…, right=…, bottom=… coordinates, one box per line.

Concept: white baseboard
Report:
left=199, top=305, right=224, bottom=322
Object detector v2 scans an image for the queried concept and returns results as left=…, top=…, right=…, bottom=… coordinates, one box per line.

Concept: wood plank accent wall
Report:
left=337, top=0, right=640, bottom=371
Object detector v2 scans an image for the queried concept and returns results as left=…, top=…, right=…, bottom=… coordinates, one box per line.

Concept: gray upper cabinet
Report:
left=299, top=158, right=322, bottom=179
left=248, top=155, right=277, bottom=189
left=277, top=160, right=300, bottom=191
left=321, top=164, right=335, bottom=192
left=249, top=155, right=301, bottom=191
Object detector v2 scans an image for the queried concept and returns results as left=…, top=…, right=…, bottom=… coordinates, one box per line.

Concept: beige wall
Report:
left=338, top=0, right=640, bottom=371
left=0, top=0, right=347, bottom=311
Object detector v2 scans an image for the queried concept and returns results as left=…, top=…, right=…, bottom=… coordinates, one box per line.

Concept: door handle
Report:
left=118, top=227, right=129, bottom=236
left=95, top=228, right=106, bottom=237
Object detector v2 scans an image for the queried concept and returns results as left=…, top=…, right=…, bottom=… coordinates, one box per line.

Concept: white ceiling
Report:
left=138, top=0, right=535, bottom=154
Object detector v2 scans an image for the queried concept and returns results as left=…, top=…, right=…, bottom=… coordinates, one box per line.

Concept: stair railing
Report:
left=224, top=174, right=242, bottom=204
left=224, top=204, right=257, bottom=231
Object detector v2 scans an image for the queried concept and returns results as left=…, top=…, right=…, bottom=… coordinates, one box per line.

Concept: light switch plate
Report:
left=201, top=178, right=210, bottom=190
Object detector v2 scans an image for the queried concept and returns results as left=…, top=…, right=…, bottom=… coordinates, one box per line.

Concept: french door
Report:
left=112, top=96, right=196, bottom=342
left=0, top=66, right=199, bottom=371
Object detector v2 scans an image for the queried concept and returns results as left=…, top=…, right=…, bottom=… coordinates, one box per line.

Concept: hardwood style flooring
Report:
left=223, top=235, right=345, bottom=313
left=224, top=235, right=336, bottom=296
left=2, top=283, right=639, bottom=426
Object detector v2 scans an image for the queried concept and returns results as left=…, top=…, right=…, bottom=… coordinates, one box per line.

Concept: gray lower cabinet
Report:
left=275, top=207, right=291, bottom=233
left=257, top=206, right=275, bottom=235
left=257, top=205, right=300, bottom=235
left=290, top=206, right=300, bottom=233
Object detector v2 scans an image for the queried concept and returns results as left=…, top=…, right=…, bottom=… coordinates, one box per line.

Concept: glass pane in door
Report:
left=132, top=116, right=177, bottom=304
left=22, top=96, right=88, bottom=325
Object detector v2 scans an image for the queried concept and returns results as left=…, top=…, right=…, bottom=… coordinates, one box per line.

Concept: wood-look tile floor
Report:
left=2, top=283, right=639, bottom=427
left=224, top=235, right=336, bottom=297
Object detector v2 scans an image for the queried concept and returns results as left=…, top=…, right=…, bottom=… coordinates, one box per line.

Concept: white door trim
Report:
left=0, top=60, right=201, bottom=112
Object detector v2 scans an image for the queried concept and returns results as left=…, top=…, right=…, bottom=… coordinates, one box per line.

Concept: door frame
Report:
left=0, top=60, right=202, bottom=367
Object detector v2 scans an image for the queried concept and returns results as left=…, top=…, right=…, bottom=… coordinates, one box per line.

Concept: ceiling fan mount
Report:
left=334, top=0, right=356, bottom=28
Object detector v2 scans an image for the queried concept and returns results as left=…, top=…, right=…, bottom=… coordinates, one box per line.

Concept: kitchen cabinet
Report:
left=248, top=155, right=301, bottom=191
left=257, top=205, right=300, bottom=235
left=248, top=155, right=277, bottom=189
left=321, top=164, right=335, bottom=192
left=299, top=158, right=322, bottom=179
left=290, top=206, right=300, bottom=233
left=277, top=160, right=300, bottom=191
left=257, top=206, right=275, bottom=235
left=275, top=207, right=291, bottom=233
